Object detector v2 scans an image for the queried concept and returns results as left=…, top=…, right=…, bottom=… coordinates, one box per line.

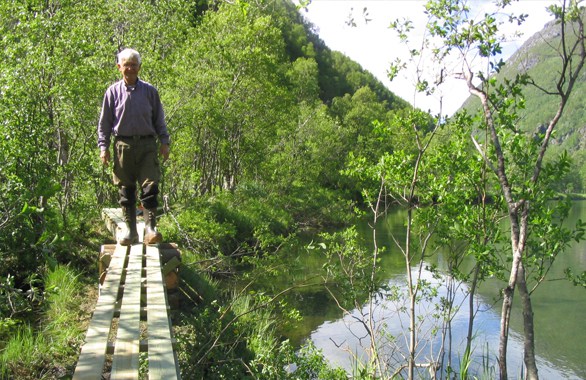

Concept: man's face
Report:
left=117, top=56, right=141, bottom=85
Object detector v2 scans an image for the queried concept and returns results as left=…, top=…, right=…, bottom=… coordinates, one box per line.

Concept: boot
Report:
left=119, top=205, right=139, bottom=246
left=144, top=208, right=163, bottom=244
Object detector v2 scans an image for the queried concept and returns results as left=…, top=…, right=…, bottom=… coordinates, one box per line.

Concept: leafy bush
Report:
left=174, top=262, right=347, bottom=380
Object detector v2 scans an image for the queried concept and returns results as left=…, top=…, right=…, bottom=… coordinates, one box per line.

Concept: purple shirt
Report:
left=98, top=79, right=170, bottom=151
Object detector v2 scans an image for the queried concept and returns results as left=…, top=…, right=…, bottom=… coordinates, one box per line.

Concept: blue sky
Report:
left=300, top=0, right=558, bottom=115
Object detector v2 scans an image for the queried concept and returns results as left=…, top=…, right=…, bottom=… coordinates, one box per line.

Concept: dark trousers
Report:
left=113, top=136, right=160, bottom=209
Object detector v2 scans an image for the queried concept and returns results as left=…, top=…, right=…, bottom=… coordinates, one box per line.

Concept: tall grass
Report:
left=230, top=292, right=277, bottom=354
left=0, top=265, right=84, bottom=379
left=0, top=325, right=47, bottom=379
left=43, top=265, right=83, bottom=346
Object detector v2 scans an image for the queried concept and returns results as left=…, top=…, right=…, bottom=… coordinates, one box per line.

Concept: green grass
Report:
left=0, top=265, right=87, bottom=379
left=0, top=325, right=47, bottom=379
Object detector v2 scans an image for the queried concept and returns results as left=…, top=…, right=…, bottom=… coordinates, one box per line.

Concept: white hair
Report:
left=117, top=48, right=141, bottom=65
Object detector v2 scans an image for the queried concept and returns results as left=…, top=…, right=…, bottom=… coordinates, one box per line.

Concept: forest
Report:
left=0, top=0, right=585, bottom=379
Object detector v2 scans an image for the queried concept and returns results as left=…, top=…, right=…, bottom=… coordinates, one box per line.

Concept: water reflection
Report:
left=287, top=201, right=586, bottom=378
left=309, top=265, right=583, bottom=379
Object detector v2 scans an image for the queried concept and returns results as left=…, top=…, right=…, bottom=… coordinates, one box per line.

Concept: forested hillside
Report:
left=0, top=0, right=411, bottom=284
left=462, top=16, right=586, bottom=192
left=2, top=0, right=583, bottom=378
left=0, top=0, right=412, bottom=377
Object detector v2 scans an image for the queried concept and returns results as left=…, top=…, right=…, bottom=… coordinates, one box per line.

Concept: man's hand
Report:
left=100, top=149, right=110, bottom=166
left=160, top=143, right=170, bottom=162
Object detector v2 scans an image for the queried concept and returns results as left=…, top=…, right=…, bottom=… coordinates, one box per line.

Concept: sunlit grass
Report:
left=0, top=265, right=86, bottom=379
left=43, top=265, right=83, bottom=346
left=0, top=325, right=47, bottom=379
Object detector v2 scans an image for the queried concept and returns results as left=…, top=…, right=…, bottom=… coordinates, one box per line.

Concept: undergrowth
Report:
left=0, top=265, right=87, bottom=379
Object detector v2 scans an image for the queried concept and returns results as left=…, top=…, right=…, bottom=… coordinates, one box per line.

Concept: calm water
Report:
left=279, top=201, right=586, bottom=378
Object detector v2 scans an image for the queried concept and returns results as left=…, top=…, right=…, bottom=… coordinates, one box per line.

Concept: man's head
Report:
left=117, top=48, right=141, bottom=85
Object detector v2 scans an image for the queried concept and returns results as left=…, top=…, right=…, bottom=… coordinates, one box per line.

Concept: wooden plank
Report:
left=102, top=208, right=145, bottom=244
left=73, top=244, right=128, bottom=380
left=99, top=244, right=116, bottom=285
left=102, top=208, right=124, bottom=238
left=76, top=209, right=181, bottom=379
left=161, top=256, right=181, bottom=276
left=111, top=243, right=143, bottom=380
left=113, top=306, right=156, bottom=320
left=106, top=338, right=177, bottom=355
left=102, top=208, right=125, bottom=226
left=145, top=245, right=180, bottom=380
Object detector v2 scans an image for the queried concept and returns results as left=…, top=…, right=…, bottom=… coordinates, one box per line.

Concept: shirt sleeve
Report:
left=152, top=87, right=170, bottom=145
left=97, top=89, right=114, bottom=151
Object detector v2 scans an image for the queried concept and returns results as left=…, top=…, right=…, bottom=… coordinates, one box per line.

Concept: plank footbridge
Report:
left=73, top=208, right=181, bottom=380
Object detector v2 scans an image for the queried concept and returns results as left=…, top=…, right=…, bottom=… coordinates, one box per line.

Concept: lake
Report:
left=278, top=201, right=586, bottom=379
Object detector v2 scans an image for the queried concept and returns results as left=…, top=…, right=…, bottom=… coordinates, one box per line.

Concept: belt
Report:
left=115, top=135, right=155, bottom=140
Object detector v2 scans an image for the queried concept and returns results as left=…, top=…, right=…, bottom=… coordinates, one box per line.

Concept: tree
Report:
left=165, top=1, right=294, bottom=198
left=390, top=0, right=586, bottom=378
left=0, top=0, right=114, bottom=276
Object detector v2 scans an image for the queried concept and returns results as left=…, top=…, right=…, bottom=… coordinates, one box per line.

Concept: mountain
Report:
left=462, top=17, right=586, bottom=192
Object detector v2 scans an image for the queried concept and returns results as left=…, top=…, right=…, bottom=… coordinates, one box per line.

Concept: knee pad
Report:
left=118, top=186, right=137, bottom=207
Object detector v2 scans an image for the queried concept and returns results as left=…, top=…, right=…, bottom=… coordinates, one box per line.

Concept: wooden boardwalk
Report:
left=73, top=209, right=181, bottom=380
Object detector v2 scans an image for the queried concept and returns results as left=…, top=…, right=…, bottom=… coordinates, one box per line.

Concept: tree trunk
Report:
left=498, top=283, right=513, bottom=380
left=517, top=262, right=539, bottom=379
left=498, top=244, right=522, bottom=380
left=465, top=264, right=481, bottom=361
left=406, top=207, right=416, bottom=380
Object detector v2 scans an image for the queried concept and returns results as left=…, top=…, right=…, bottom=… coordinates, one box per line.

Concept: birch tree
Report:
left=390, top=0, right=586, bottom=378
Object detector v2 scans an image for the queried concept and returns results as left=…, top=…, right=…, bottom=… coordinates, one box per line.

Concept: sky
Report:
left=299, top=0, right=559, bottom=115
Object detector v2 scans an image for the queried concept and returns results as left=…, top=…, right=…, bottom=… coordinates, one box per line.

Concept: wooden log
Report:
left=165, top=271, right=180, bottom=291
left=158, top=243, right=181, bottom=295
left=166, top=291, right=181, bottom=310
left=158, top=242, right=179, bottom=250
left=160, top=248, right=180, bottom=264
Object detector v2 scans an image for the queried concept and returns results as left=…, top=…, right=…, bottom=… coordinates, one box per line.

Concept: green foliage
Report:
left=163, top=177, right=354, bottom=268
left=0, top=0, right=406, bottom=271
left=0, top=274, right=39, bottom=341
left=320, top=226, right=373, bottom=304
left=165, top=1, right=294, bottom=197
left=292, top=341, right=348, bottom=380
left=288, top=57, right=321, bottom=103
left=0, top=325, right=48, bottom=380
left=565, top=267, right=586, bottom=287
left=0, top=265, right=85, bottom=379
left=462, top=10, right=586, bottom=192
left=43, top=266, right=85, bottom=348
left=397, top=1, right=586, bottom=378
left=175, top=260, right=346, bottom=379
left=0, top=0, right=413, bottom=377
left=165, top=182, right=294, bottom=258
left=155, top=266, right=232, bottom=378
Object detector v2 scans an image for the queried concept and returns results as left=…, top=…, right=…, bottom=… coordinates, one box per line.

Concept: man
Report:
left=98, top=48, right=170, bottom=245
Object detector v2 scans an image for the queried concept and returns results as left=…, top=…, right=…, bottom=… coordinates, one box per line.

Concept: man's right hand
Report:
left=100, top=150, right=110, bottom=166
